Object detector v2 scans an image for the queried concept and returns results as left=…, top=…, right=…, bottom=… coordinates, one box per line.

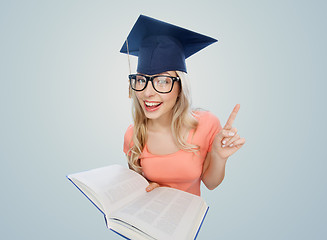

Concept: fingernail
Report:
left=229, top=144, right=233, bottom=147
left=222, top=140, right=226, bottom=144
left=229, top=132, right=235, bottom=136
left=222, top=145, right=226, bottom=148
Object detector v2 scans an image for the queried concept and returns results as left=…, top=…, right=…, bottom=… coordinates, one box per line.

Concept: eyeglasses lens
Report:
left=153, top=76, right=172, bottom=93
left=131, top=75, right=173, bottom=93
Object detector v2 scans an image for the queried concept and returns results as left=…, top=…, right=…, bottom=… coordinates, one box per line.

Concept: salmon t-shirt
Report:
left=123, top=111, right=222, bottom=196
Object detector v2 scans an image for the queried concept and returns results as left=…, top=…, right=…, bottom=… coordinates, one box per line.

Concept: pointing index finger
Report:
left=224, top=104, right=240, bottom=129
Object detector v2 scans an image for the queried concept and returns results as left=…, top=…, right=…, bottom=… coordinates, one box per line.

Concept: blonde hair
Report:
left=127, top=71, right=199, bottom=173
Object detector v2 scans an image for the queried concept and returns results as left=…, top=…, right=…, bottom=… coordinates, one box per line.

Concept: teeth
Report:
left=145, top=101, right=161, bottom=107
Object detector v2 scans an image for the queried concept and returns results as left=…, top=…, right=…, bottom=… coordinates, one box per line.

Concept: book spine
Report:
left=66, top=176, right=106, bottom=217
left=110, top=229, right=131, bottom=240
left=194, top=206, right=209, bottom=240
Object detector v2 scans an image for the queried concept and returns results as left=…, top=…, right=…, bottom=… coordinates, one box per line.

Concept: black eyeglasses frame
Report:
left=128, top=74, right=180, bottom=94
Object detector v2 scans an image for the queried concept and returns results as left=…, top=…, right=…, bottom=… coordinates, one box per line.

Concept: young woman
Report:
left=121, top=15, right=245, bottom=196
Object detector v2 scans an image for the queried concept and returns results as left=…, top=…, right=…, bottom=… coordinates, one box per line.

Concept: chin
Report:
left=143, top=110, right=161, bottom=120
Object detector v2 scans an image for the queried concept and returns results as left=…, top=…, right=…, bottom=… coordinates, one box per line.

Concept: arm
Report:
left=201, top=149, right=228, bottom=190
left=202, top=105, right=245, bottom=190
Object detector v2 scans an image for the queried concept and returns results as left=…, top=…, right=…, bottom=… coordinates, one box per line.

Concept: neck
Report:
left=147, top=112, right=173, bottom=132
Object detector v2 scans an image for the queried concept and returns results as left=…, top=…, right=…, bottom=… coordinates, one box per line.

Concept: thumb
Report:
left=215, top=129, right=235, bottom=142
left=146, top=182, right=160, bottom=192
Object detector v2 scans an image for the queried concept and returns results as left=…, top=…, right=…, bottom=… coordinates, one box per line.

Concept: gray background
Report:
left=1, top=0, right=326, bottom=239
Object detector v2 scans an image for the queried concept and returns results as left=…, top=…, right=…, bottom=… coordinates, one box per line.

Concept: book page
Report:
left=68, top=165, right=149, bottom=214
left=109, top=187, right=207, bottom=240
left=109, top=219, right=156, bottom=240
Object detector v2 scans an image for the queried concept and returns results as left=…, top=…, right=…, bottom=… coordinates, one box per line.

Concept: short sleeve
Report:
left=206, top=112, right=222, bottom=152
left=123, top=125, right=134, bottom=155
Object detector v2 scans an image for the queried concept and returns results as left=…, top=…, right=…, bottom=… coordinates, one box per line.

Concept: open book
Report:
left=67, top=165, right=208, bottom=240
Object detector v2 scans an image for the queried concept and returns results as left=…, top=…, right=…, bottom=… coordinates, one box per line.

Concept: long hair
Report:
left=127, top=71, right=199, bottom=173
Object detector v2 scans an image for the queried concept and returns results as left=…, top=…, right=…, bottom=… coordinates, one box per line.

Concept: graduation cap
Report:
left=120, top=15, right=218, bottom=75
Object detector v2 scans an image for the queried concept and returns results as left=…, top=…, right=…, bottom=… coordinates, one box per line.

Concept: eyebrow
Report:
left=138, top=72, right=175, bottom=77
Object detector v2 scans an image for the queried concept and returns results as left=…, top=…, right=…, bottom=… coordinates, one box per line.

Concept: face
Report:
left=134, top=71, right=180, bottom=122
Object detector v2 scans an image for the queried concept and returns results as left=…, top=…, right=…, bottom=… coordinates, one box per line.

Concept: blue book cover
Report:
left=67, top=165, right=208, bottom=240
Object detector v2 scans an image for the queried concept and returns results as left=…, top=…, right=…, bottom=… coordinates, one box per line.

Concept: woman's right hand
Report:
left=146, top=182, right=160, bottom=192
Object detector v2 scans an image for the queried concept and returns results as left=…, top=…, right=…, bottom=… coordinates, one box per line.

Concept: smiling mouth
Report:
left=144, top=101, right=162, bottom=111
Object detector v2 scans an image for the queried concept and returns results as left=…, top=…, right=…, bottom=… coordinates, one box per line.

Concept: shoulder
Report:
left=193, top=110, right=221, bottom=128
left=192, top=110, right=222, bottom=139
left=124, top=124, right=134, bottom=142
left=192, top=110, right=222, bottom=152
left=124, top=124, right=134, bottom=136
left=123, top=124, right=134, bottom=154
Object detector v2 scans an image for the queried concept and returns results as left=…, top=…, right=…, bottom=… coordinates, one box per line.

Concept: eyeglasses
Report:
left=129, top=74, right=180, bottom=94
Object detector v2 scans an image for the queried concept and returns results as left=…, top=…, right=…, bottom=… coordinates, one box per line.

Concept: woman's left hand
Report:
left=213, top=104, right=245, bottom=160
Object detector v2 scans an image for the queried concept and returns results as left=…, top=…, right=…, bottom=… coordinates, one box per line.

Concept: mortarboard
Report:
left=120, top=15, right=218, bottom=75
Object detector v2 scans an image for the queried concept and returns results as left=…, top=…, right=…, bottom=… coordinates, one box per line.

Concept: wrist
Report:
left=211, top=150, right=228, bottom=163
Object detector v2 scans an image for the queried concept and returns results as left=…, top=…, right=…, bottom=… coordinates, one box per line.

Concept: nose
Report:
left=143, top=80, right=156, bottom=97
